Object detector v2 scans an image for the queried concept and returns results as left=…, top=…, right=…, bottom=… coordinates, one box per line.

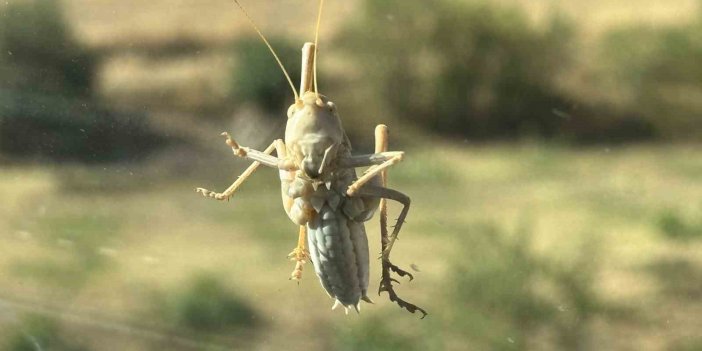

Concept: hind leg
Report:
left=351, top=125, right=427, bottom=318
left=372, top=125, right=407, bottom=263
left=353, top=184, right=425, bottom=317
left=288, top=225, right=310, bottom=281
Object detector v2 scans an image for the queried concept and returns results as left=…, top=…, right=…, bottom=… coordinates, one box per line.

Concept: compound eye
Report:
left=287, top=103, right=299, bottom=119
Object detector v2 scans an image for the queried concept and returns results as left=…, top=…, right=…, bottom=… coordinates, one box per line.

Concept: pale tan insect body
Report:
left=196, top=0, right=425, bottom=317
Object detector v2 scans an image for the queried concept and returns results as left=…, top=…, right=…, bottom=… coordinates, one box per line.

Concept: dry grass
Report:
left=503, top=0, right=699, bottom=34
left=63, top=0, right=359, bottom=50
left=58, top=0, right=701, bottom=117
left=61, top=0, right=699, bottom=49
left=3, top=1, right=701, bottom=349
left=1, top=145, right=701, bottom=350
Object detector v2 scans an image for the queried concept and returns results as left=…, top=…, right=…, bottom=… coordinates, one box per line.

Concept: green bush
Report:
left=0, top=90, right=166, bottom=163
left=647, top=259, right=702, bottom=300
left=338, top=0, right=576, bottom=141
left=171, top=274, right=259, bottom=331
left=599, top=15, right=702, bottom=141
left=447, top=223, right=624, bottom=349
left=335, top=317, right=423, bottom=351
left=4, top=315, right=89, bottom=351
left=10, top=212, right=121, bottom=289
left=657, top=209, right=702, bottom=241
left=337, top=0, right=702, bottom=143
left=0, top=0, right=94, bottom=96
left=672, top=338, right=702, bottom=351
left=230, top=36, right=301, bottom=113
left=0, top=0, right=166, bottom=163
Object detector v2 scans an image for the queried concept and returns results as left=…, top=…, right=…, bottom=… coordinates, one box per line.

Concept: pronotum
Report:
left=196, top=0, right=426, bottom=318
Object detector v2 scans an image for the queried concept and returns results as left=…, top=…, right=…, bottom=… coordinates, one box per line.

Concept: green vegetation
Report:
left=339, top=0, right=575, bottom=141
left=657, top=209, right=702, bottom=241
left=0, top=0, right=164, bottom=162
left=1, top=0, right=701, bottom=350
left=0, top=0, right=93, bottom=96
left=448, top=224, right=626, bottom=350
left=335, top=317, right=425, bottom=351
left=599, top=14, right=702, bottom=140
left=10, top=211, right=121, bottom=288
left=230, top=37, right=301, bottom=113
left=168, top=273, right=259, bottom=331
left=673, top=338, right=702, bottom=351
left=1, top=145, right=699, bottom=349
left=4, top=315, right=89, bottom=351
left=647, top=259, right=702, bottom=300
left=334, top=0, right=702, bottom=143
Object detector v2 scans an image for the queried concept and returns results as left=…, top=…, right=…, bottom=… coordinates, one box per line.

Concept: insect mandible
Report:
left=196, top=0, right=426, bottom=318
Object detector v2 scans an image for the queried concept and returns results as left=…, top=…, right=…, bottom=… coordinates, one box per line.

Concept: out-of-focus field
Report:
left=1, top=145, right=701, bottom=350
left=63, top=0, right=699, bottom=46
left=56, top=0, right=701, bottom=121
left=2, top=0, right=702, bottom=349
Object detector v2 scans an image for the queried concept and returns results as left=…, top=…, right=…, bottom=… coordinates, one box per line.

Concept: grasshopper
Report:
left=196, top=0, right=426, bottom=318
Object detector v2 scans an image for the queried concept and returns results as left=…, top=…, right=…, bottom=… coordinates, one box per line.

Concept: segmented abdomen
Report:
left=307, top=204, right=369, bottom=309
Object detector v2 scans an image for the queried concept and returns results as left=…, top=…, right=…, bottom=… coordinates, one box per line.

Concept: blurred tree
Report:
left=0, top=0, right=94, bottom=96
left=4, top=315, right=89, bottom=351
left=448, top=223, right=627, bottom=350
left=171, top=274, right=260, bottom=332
left=336, top=317, right=425, bottom=351
left=0, top=0, right=165, bottom=163
left=339, top=0, right=576, bottom=141
left=657, top=209, right=702, bottom=241
left=230, top=36, right=301, bottom=114
left=600, top=14, right=702, bottom=141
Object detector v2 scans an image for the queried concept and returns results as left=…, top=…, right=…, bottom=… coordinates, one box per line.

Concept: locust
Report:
left=196, top=0, right=426, bottom=318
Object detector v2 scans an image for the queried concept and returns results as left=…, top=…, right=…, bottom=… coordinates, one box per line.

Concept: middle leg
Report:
left=339, top=125, right=404, bottom=196
left=345, top=152, right=404, bottom=196
left=288, top=225, right=310, bottom=281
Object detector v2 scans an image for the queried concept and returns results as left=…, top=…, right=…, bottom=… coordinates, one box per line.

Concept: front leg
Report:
left=196, top=138, right=277, bottom=201
left=221, top=132, right=284, bottom=169
left=196, top=132, right=293, bottom=201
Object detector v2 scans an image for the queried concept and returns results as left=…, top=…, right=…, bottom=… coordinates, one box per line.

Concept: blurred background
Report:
left=1, top=0, right=701, bottom=349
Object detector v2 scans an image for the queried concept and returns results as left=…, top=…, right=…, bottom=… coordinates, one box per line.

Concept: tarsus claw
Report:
left=379, top=259, right=426, bottom=318
left=288, top=247, right=310, bottom=281
left=220, top=132, right=247, bottom=157
left=195, top=187, right=229, bottom=201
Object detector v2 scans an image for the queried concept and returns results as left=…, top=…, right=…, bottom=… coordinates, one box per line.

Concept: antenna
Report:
left=232, top=0, right=299, bottom=102
left=313, top=0, right=324, bottom=100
